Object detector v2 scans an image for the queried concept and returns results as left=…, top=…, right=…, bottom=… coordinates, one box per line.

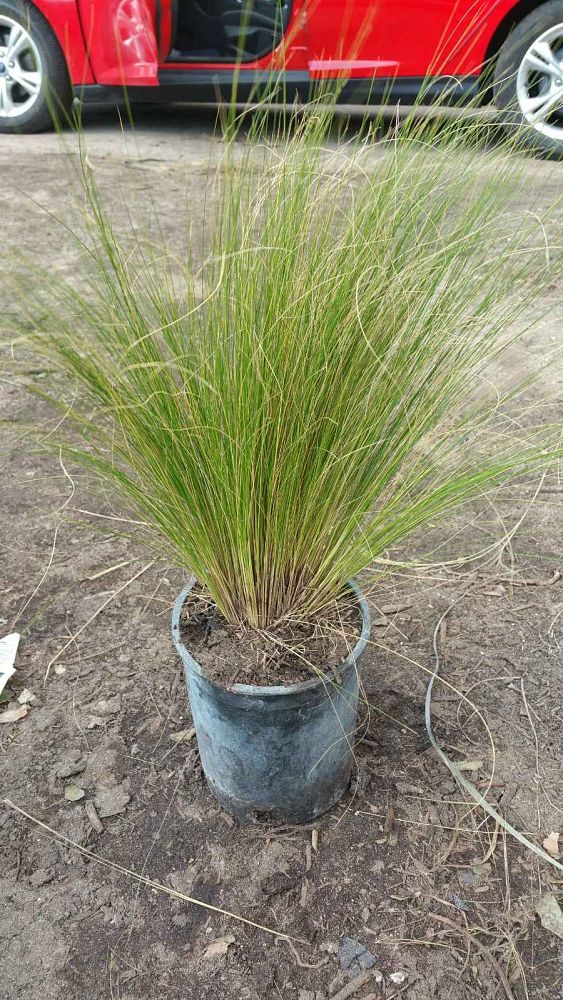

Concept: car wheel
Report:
left=493, top=0, right=563, bottom=158
left=0, top=0, right=72, bottom=133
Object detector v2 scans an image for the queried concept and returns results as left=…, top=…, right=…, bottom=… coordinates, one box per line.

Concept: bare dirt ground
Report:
left=1, top=105, right=563, bottom=1000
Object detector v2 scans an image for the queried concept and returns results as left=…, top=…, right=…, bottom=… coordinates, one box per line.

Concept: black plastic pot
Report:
left=171, top=577, right=371, bottom=824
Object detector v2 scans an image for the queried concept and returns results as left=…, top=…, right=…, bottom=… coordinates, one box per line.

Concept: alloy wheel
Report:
left=516, top=23, right=563, bottom=141
left=0, top=14, right=42, bottom=120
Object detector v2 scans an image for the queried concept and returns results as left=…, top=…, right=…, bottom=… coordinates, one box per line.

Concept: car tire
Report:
left=0, top=0, right=72, bottom=133
left=493, top=1, right=563, bottom=158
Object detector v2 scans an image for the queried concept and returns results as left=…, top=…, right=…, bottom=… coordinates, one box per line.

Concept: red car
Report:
left=0, top=0, right=562, bottom=155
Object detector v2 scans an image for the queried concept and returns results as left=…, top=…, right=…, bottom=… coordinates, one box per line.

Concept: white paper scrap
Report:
left=0, top=632, right=20, bottom=697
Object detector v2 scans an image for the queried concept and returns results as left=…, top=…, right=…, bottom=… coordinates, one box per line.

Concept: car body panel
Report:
left=33, top=0, right=94, bottom=83
left=304, top=0, right=527, bottom=79
left=30, top=0, right=543, bottom=90
left=75, top=0, right=159, bottom=85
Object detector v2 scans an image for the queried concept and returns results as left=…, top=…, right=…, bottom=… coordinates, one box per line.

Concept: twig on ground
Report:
left=57, top=641, right=128, bottom=668
left=44, top=560, right=155, bottom=681
left=71, top=507, right=149, bottom=526
left=286, top=940, right=328, bottom=969
left=429, top=912, right=515, bottom=1000
left=330, top=969, right=374, bottom=1000
left=425, top=597, right=563, bottom=876
left=87, top=560, right=136, bottom=581
left=247, top=820, right=325, bottom=837
left=3, top=799, right=300, bottom=942
left=12, top=522, right=62, bottom=628
left=485, top=569, right=561, bottom=588
left=387, top=986, right=412, bottom=1000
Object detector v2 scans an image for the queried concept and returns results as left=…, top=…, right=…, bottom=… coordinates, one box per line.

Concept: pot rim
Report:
left=171, top=576, right=371, bottom=698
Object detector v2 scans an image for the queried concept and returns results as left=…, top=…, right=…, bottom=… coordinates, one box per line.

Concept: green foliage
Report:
left=14, top=107, right=562, bottom=628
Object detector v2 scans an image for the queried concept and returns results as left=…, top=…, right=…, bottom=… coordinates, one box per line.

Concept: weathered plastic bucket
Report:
left=172, top=577, right=371, bottom=824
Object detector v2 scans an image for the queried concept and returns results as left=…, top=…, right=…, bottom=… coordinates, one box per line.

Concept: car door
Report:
left=304, top=0, right=509, bottom=82
left=78, top=1, right=306, bottom=89
left=77, top=0, right=170, bottom=86
left=304, top=0, right=399, bottom=82
left=152, top=1, right=309, bottom=104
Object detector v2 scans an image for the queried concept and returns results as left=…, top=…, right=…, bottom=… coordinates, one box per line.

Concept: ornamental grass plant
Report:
left=10, top=104, right=562, bottom=641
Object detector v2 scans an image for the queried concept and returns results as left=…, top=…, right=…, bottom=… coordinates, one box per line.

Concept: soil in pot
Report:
left=179, top=585, right=363, bottom=687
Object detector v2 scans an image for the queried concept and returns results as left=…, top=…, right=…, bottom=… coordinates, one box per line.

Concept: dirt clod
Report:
left=85, top=801, right=104, bottom=834
left=94, top=778, right=131, bottom=818
left=55, top=751, right=85, bottom=780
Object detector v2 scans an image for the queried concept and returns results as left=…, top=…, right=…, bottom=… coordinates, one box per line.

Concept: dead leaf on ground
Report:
left=169, top=727, right=196, bottom=744
left=457, top=759, right=483, bottom=772
left=0, top=704, right=28, bottom=724
left=17, top=688, right=36, bottom=705
left=481, top=585, right=507, bottom=597
left=86, top=716, right=106, bottom=729
left=203, top=935, right=235, bottom=960
left=542, top=831, right=561, bottom=859
left=535, top=894, right=563, bottom=940
left=383, top=806, right=395, bottom=835
left=65, top=783, right=85, bottom=802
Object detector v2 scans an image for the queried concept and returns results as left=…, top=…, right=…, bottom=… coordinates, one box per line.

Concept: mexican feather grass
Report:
left=11, top=106, right=563, bottom=631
